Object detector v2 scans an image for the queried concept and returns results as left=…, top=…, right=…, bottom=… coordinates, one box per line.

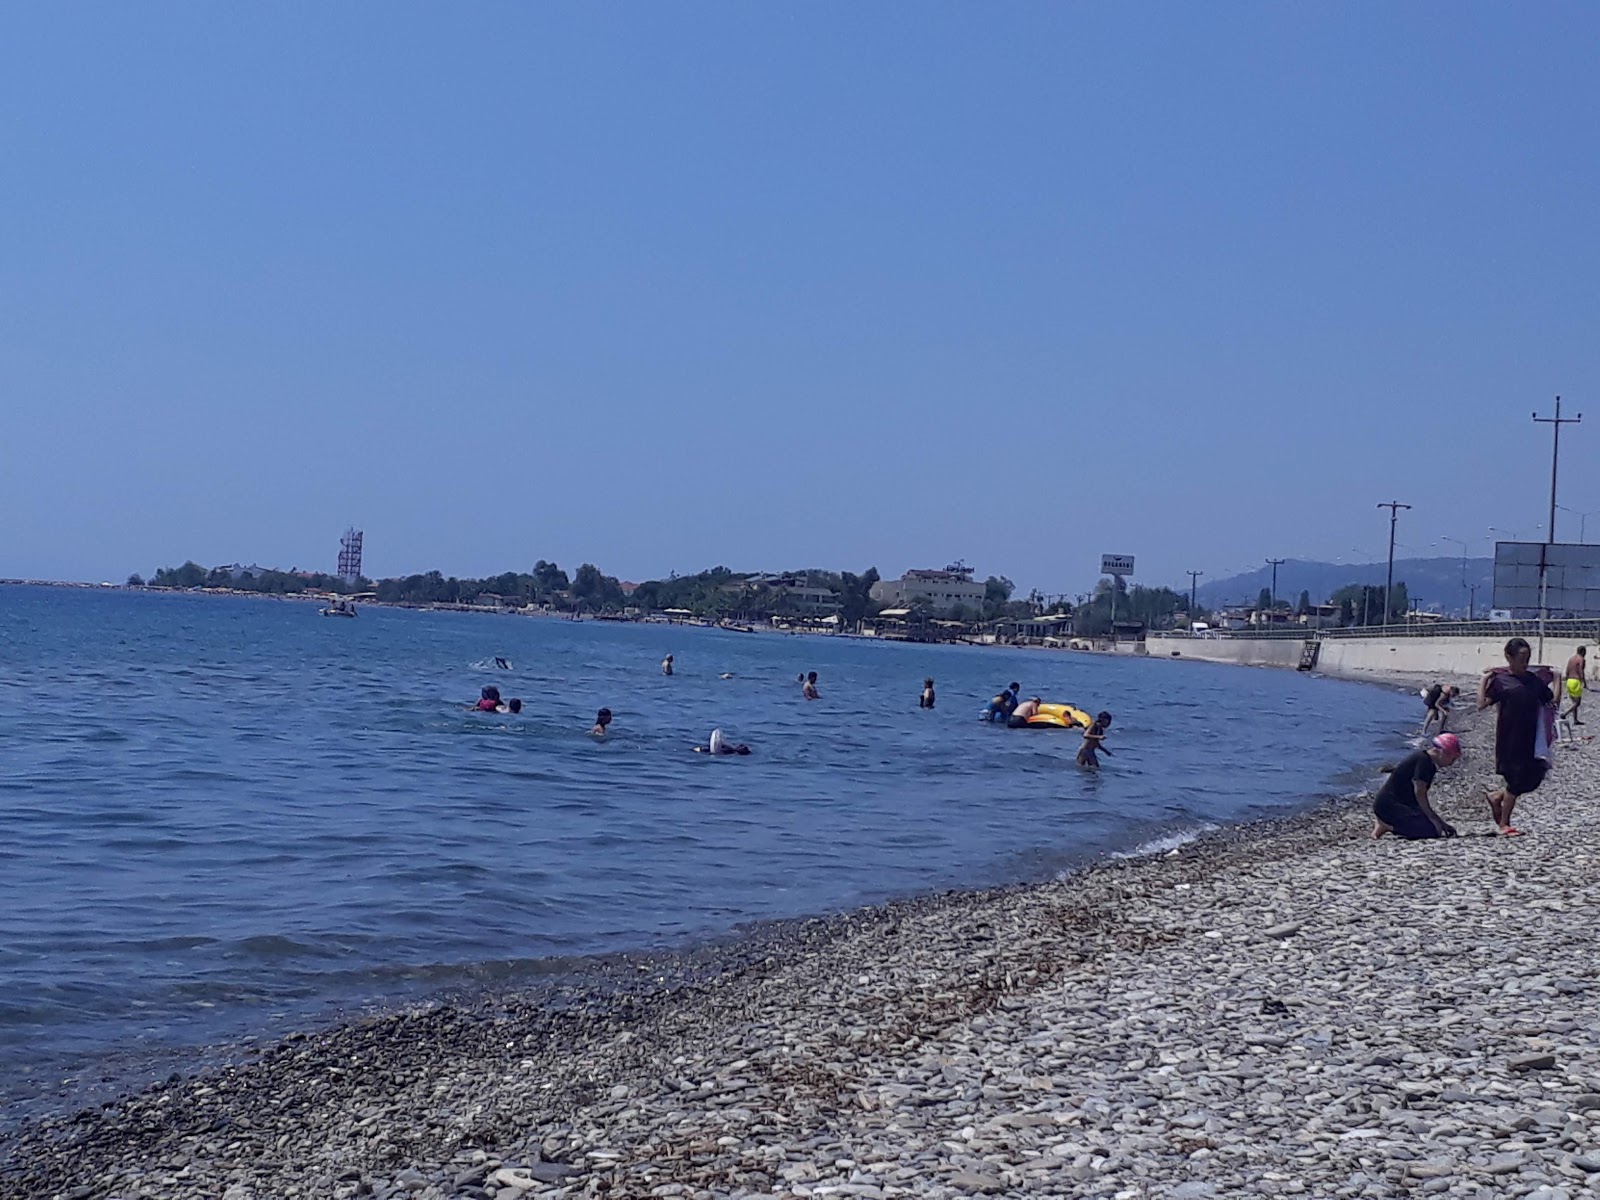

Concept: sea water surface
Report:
left=0, top=585, right=1417, bottom=1113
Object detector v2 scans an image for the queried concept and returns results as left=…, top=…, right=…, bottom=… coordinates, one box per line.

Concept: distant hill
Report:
left=1189, top=557, right=1495, bottom=616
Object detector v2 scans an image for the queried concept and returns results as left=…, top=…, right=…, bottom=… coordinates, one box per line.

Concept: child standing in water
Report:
left=920, top=677, right=936, bottom=708
left=1077, top=711, right=1114, bottom=768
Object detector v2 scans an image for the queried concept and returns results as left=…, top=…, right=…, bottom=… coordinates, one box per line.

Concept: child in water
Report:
left=590, top=708, right=612, bottom=737
left=1077, top=711, right=1114, bottom=768
left=474, top=686, right=501, bottom=712
left=920, top=677, right=936, bottom=709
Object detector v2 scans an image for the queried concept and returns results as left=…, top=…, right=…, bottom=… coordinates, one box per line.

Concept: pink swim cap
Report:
left=1432, top=733, right=1462, bottom=757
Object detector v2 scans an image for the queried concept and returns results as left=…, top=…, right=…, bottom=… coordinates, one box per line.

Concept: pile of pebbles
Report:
left=7, top=707, right=1600, bottom=1199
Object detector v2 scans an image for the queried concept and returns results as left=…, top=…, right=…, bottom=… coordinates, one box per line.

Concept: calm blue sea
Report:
left=0, top=584, right=1416, bottom=1112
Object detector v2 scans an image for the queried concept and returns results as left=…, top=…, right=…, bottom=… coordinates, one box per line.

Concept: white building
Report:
left=870, top=567, right=987, bottom=615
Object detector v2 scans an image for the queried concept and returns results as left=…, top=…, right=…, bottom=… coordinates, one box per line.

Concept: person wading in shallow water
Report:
left=1076, top=711, right=1114, bottom=768
left=1479, top=636, right=1554, bottom=836
left=1372, top=733, right=1462, bottom=840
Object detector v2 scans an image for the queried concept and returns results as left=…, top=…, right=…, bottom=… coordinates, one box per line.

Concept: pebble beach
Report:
left=7, top=700, right=1600, bottom=1200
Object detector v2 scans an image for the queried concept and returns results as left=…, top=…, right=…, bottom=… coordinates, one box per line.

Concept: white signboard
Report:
left=1493, top=541, right=1600, bottom=613
left=1101, top=554, right=1135, bottom=577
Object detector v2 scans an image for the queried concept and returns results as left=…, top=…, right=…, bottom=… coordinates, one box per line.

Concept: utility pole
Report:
left=1377, top=501, right=1411, bottom=628
left=1187, top=570, right=1203, bottom=620
left=1265, top=558, right=1286, bottom=611
left=1534, top=396, right=1582, bottom=544
left=1533, top=397, right=1582, bottom=661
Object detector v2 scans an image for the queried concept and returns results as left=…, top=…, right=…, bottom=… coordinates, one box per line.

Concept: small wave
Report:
left=1106, top=824, right=1219, bottom=862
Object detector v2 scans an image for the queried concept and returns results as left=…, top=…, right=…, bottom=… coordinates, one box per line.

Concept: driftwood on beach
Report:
left=6, top=706, right=1600, bottom=1199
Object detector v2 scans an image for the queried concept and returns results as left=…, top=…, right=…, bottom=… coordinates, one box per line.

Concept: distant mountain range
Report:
left=1188, top=557, right=1495, bottom=616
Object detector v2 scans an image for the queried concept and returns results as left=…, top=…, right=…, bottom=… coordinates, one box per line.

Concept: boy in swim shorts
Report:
left=1076, top=712, right=1113, bottom=768
left=1564, top=646, right=1587, bottom=725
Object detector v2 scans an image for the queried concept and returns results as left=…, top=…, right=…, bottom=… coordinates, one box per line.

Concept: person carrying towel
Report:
left=1478, top=637, right=1555, bottom=836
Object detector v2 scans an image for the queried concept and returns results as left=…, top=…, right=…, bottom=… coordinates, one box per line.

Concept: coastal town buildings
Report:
left=870, top=566, right=986, bottom=615
left=720, top=574, right=841, bottom=616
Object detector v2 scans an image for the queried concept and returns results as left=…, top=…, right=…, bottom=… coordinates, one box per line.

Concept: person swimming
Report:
left=474, top=686, right=501, bottom=712
left=662, top=654, right=674, bottom=676
left=590, top=707, right=613, bottom=736
left=802, top=671, right=820, bottom=700
left=1007, top=696, right=1042, bottom=728
left=983, top=683, right=1021, bottom=723
left=920, top=677, right=936, bottom=709
left=497, top=697, right=523, bottom=714
left=1077, top=711, right=1114, bottom=768
left=695, top=727, right=751, bottom=755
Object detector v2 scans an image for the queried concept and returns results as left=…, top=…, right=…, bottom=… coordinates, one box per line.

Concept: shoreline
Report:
left=15, top=707, right=1598, bottom=1198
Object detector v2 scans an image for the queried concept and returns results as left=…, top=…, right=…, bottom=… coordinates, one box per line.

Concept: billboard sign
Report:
left=1492, top=541, right=1600, bottom=613
left=1101, top=554, right=1135, bottom=577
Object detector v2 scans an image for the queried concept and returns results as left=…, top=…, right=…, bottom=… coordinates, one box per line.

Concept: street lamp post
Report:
left=1433, top=536, right=1475, bottom=619
left=1556, top=504, right=1596, bottom=544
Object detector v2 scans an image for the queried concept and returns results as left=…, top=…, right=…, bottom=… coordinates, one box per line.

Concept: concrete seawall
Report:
left=1145, top=632, right=1586, bottom=682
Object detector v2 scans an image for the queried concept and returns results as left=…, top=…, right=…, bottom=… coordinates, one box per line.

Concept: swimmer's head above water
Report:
left=696, top=727, right=751, bottom=755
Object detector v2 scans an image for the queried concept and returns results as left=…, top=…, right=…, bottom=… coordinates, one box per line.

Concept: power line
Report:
left=1533, top=395, right=1582, bottom=658
left=1377, top=501, right=1411, bottom=627
left=1533, top=395, right=1582, bottom=543
left=1265, top=558, right=1286, bottom=610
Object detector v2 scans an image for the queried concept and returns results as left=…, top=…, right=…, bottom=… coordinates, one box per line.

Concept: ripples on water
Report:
left=0, top=585, right=1417, bottom=1108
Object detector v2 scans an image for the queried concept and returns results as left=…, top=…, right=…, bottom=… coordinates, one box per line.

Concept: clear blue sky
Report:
left=4, top=4, right=1598, bottom=594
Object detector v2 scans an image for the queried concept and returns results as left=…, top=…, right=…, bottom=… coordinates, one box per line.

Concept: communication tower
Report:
left=338, top=527, right=364, bottom=585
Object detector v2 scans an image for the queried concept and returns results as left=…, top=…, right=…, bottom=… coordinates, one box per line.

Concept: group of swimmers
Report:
left=979, top=682, right=1114, bottom=767
left=477, top=653, right=1108, bottom=766
left=473, top=686, right=523, bottom=714
left=473, top=685, right=612, bottom=738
